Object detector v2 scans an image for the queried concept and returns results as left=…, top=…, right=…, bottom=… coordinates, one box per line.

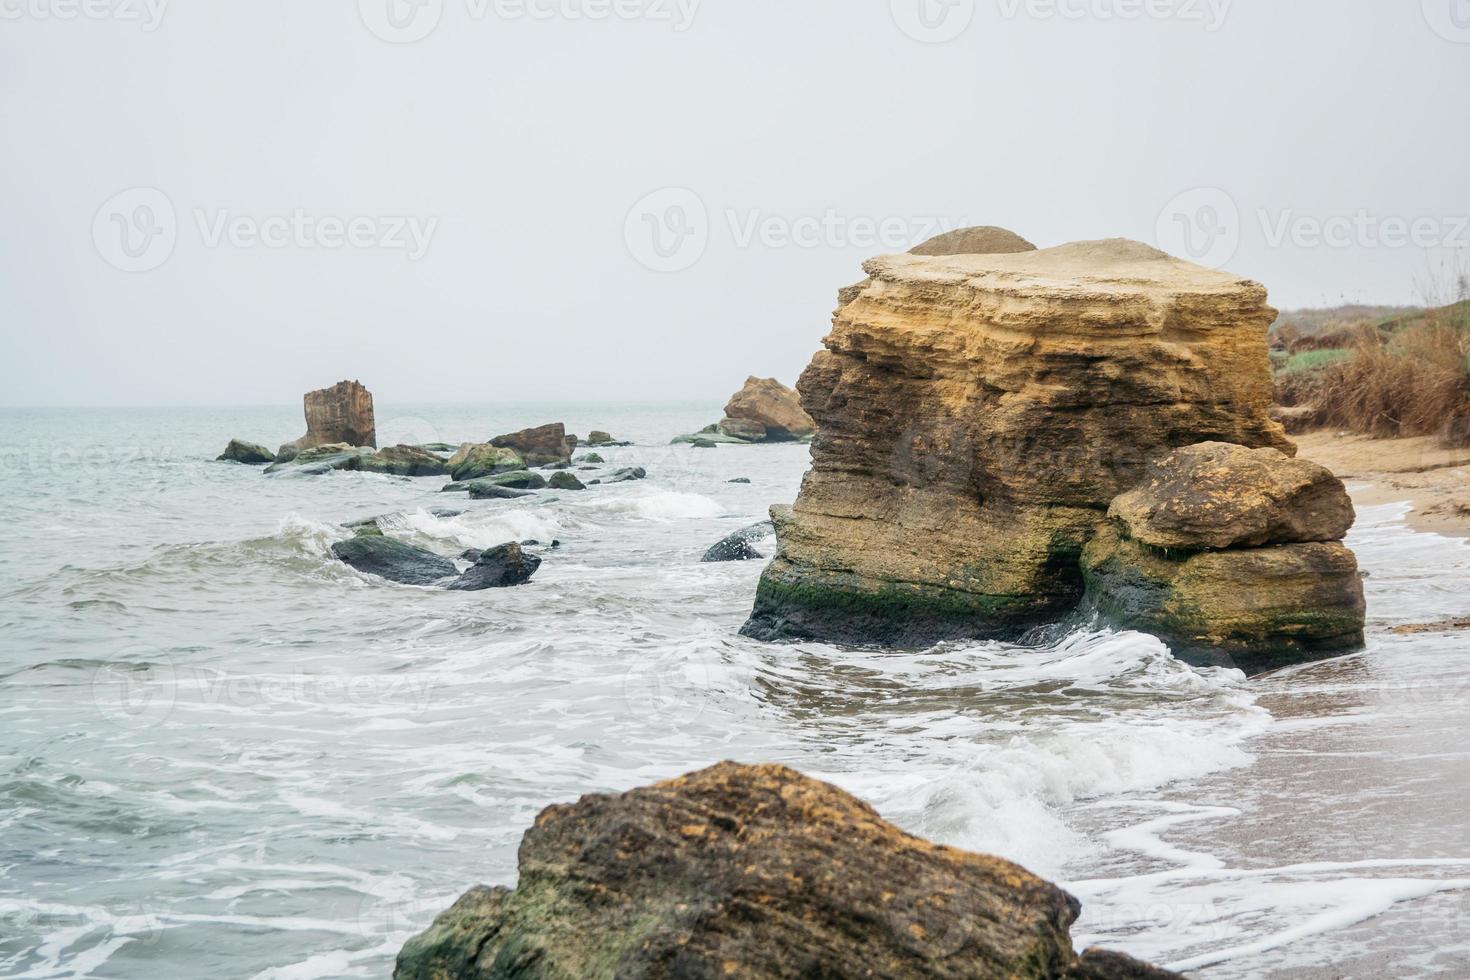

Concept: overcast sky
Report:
left=2, top=1, right=1467, bottom=407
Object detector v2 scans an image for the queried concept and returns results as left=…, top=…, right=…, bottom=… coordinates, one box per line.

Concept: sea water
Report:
left=1, top=405, right=1467, bottom=978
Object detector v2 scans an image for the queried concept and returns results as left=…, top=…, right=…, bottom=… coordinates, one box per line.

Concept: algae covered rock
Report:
left=1108, top=442, right=1354, bottom=551
left=448, top=542, right=541, bottom=591
left=356, top=444, right=451, bottom=478
left=394, top=762, right=1178, bottom=980
left=216, top=439, right=276, bottom=465
left=448, top=443, right=527, bottom=482
left=743, top=239, right=1294, bottom=647
left=1081, top=525, right=1366, bottom=674
left=490, top=423, right=575, bottom=467
left=547, top=471, right=586, bottom=491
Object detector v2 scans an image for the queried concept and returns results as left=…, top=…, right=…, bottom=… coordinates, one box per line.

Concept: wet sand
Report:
left=1295, top=432, right=1470, bottom=539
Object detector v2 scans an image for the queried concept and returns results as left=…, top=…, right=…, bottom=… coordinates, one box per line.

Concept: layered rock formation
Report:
left=287, top=380, right=376, bottom=452
left=1081, top=443, right=1365, bottom=672
left=394, top=762, right=1178, bottom=980
left=743, top=239, right=1300, bottom=651
left=674, top=377, right=816, bottom=445
left=491, top=423, right=574, bottom=467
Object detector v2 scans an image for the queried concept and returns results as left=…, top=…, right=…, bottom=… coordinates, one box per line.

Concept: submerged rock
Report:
left=490, top=423, right=575, bottom=467
left=547, top=471, right=586, bottom=491
left=448, top=443, right=527, bottom=482
left=1082, top=442, right=1365, bottom=673
left=330, top=536, right=457, bottom=586
left=702, top=521, right=775, bottom=562
left=598, top=467, right=646, bottom=484
left=284, top=380, right=376, bottom=452
left=744, top=239, right=1296, bottom=649
left=393, top=762, right=1177, bottom=980
left=448, top=542, right=542, bottom=591
left=216, top=439, right=276, bottom=465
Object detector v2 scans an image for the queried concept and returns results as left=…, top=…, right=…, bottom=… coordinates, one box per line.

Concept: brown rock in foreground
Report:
left=743, top=240, right=1294, bottom=649
left=292, top=380, right=377, bottom=450
left=394, top=762, right=1179, bottom=980
left=909, top=225, right=1037, bottom=256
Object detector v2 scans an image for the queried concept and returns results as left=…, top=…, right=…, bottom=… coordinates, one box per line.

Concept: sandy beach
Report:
left=1295, top=432, right=1470, bottom=539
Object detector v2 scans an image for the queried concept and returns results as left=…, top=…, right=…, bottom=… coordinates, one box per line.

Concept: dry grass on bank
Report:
left=1274, top=301, right=1470, bottom=445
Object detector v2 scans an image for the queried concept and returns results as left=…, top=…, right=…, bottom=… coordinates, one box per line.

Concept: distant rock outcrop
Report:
left=743, top=239, right=1307, bottom=659
left=1082, top=442, right=1365, bottom=673
left=286, top=380, right=376, bottom=452
left=491, top=423, right=575, bottom=467
left=909, top=225, right=1037, bottom=256
left=393, top=762, right=1178, bottom=980
left=674, top=377, right=815, bottom=445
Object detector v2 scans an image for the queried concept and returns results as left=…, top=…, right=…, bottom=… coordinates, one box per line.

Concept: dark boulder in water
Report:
left=330, top=537, right=457, bottom=586
left=702, top=521, right=775, bottom=562
left=579, top=453, right=606, bottom=464
left=393, top=762, right=1179, bottom=980
left=547, top=471, right=586, bottom=491
left=448, top=542, right=541, bottom=591
left=442, top=471, right=547, bottom=497
left=217, top=440, right=276, bottom=465
left=599, top=467, right=647, bottom=484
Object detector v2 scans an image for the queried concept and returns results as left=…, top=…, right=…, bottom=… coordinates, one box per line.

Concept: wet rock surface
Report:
left=702, top=521, right=775, bottom=562
left=330, top=536, right=457, bottom=586
left=217, top=439, right=276, bottom=465
left=448, top=542, right=541, bottom=591
left=394, top=762, right=1178, bottom=980
left=491, top=423, right=575, bottom=467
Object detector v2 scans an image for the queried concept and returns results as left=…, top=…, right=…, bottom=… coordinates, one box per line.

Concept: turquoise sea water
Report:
left=2, top=404, right=1469, bottom=978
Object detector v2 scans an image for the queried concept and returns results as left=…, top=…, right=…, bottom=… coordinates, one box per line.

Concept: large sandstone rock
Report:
left=1108, top=442, right=1355, bottom=551
left=491, top=423, right=575, bottom=467
left=909, top=225, right=1037, bottom=257
left=293, top=380, right=376, bottom=450
left=723, top=376, right=817, bottom=442
left=743, top=240, right=1294, bottom=647
left=1082, top=442, right=1365, bottom=673
left=393, top=762, right=1178, bottom=980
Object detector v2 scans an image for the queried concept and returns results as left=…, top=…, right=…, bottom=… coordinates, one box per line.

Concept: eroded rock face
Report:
left=1082, top=442, right=1365, bottom=673
left=909, top=225, right=1037, bottom=257
left=744, top=240, right=1294, bottom=647
left=1108, top=442, right=1355, bottom=551
left=393, top=762, right=1178, bottom=980
left=491, top=423, right=574, bottom=467
left=296, top=380, right=376, bottom=450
